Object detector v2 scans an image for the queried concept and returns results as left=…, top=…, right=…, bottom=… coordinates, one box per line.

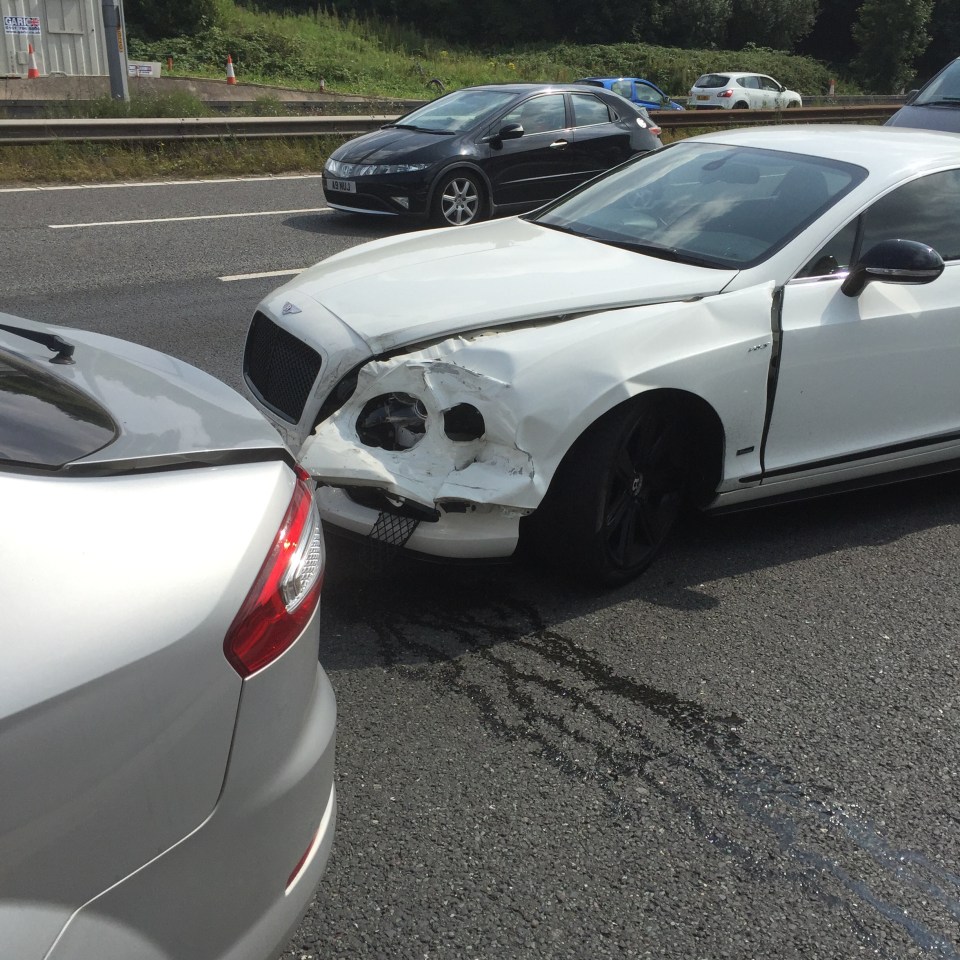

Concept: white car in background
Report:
left=1, top=315, right=335, bottom=959
left=689, top=71, right=802, bottom=109
left=243, top=126, right=960, bottom=586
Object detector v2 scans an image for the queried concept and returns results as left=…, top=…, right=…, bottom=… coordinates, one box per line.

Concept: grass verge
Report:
left=0, top=135, right=348, bottom=185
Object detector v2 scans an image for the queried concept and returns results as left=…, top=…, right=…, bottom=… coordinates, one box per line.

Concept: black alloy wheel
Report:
left=524, top=397, right=691, bottom=586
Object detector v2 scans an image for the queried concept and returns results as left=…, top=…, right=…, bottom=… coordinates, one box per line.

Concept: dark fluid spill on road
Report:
left=371, top=596, right=960, bottom=958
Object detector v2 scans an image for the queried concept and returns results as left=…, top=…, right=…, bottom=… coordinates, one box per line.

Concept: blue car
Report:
left=574, top=77, right=685, bottom=111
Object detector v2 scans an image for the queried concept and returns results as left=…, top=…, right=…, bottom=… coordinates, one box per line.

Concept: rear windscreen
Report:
left=694, top=75, right=730, bottom=87
left=0, top=349, right=117, bottom=469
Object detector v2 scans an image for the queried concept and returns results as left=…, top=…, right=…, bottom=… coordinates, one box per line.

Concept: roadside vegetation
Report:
left=0, top=0, right=907, bottom=184
left=126, top=4, right=842, bottom=101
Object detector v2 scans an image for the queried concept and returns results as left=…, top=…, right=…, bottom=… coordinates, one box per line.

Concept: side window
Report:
left=637, top=82, right=665, bottom=106
left=797, top=219, right=860, bottom=278
left=501, top=94, right=567, bottom=135
left=741, top=76, right=761, bottom=89
left=612, top=80, right=632, bottom=98
left=571, top=93, right=613, bottom=127
left=759, top=76, right=780, bottom=92
left=859, top=169, right=960, bottom=261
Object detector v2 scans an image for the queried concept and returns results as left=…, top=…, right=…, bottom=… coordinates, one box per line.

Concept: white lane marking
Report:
left=49, top=207, right=330, bottom=228
left=219, top=268, right=306, bottom=282
left=1, top=174, right=325, bottom=194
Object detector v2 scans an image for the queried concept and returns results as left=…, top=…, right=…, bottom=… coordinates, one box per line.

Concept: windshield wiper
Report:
left=388, top=123, right=453, bottom=134
left=0, top=322, right=75, bottom=364
left=602, top=238, right=724, bottom=267
left=916, top=98, right=960, bottom=107
left=533, top=221, right=726, bottom=268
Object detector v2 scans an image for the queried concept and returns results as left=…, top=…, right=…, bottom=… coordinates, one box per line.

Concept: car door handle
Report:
left=549, top=140, right=569, bottom=149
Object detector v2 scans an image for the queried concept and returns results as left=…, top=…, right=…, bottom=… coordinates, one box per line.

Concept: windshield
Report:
left=914, top=58, right=960, bottom=105
left=529, top=142, right=866, bottom=269
left=390, top=89, right=517, bottom=133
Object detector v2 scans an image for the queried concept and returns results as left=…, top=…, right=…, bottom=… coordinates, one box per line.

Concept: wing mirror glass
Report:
left=841, top=239, right=945, bottom=297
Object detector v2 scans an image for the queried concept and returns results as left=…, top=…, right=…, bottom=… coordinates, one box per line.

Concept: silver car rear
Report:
left=0, top=315, right=335, bottom=960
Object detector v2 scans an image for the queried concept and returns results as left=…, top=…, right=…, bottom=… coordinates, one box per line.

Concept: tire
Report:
left=524, top=397, right=691, bottom=587
left=431, top=170, right=484, bottom=227
left=733, top=100, right=749, bottom=109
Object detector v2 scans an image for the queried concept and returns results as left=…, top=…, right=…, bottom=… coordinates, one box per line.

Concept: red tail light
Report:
left=649, top=123, right=662, bottom=136
left=718, top=89, right=734, bottom=98
left=224, top=467, right=325, bottom=678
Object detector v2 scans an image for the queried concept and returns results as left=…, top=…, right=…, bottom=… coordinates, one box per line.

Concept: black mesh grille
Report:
left=243, top=312, right=322, bottom=423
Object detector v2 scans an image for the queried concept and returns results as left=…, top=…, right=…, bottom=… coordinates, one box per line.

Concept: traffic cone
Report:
left=225, top=54, right=236, bottom=85
left=26, top=43, right=40, bottom=79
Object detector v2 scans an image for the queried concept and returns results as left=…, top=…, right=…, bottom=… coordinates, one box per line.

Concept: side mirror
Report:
left=481, top=122, right=523, bottom=145
left=841, top=239, right=944, bottom=297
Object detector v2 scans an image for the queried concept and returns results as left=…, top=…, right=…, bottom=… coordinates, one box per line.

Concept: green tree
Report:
left=125, top=0, right=222, bottom=39
left=728, top=0, right=819, bottom=51
left=649, top=0, right=733, bottom=48
left=852, top=0, right=933, bottom=91
left=916, top=0, right=960, bottom=82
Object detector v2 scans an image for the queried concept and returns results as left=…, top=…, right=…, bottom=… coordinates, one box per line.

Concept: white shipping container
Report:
left=1, top=0, right=110, bottom=78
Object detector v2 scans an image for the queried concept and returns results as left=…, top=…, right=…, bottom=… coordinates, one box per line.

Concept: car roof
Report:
left=464, top=82, right=625, bottom=95
left=577, top=77, right=657, bottom=84
left=688, top=124, right=960, bottom=173
left=702, top=71, right=772, bottom=79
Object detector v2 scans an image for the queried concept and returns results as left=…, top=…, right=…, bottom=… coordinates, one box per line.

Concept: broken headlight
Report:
left=356, top=393, right=428, bottom=450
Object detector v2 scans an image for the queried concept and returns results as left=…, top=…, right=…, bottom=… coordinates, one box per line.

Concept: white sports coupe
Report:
left=243, top=126, right=960, bottom=585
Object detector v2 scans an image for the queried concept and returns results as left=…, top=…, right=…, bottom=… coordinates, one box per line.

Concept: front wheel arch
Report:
left=520, top=389, right=725, bottom=584
left=428, top=165, right=492, bottom=226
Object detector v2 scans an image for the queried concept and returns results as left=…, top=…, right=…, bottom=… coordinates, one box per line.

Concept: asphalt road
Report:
left=4, top=177, right=959, bottom=960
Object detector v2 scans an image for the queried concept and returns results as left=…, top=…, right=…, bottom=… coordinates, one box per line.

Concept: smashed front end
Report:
left=243, top=308, right=544, bottom=559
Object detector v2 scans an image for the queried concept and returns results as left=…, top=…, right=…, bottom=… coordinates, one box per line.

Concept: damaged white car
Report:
left=243, top=126, right=960, bottom=585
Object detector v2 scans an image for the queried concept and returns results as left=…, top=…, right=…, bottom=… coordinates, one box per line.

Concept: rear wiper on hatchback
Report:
left=0, top=322, right=75, bottom=364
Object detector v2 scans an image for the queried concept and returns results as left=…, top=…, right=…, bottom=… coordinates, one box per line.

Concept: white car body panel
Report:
left=243, top=127, right=960, bottom=560
left=271, top=217, right=736, bottom=355
left=298, top=284, right=778, bottom=513
left=688, top=71, right=802, bottom=110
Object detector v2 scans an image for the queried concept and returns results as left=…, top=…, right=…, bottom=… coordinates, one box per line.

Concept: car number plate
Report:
left=327, top=178, right=356, bottom=193
left=696, top=95, right=710, bottom=101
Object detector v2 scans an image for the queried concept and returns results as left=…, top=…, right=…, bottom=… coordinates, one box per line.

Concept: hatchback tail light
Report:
left=718, top=89, right=734, bottom=98
left=224, top=467, right=325, bottom=678
left=648, top=122, right=662, bottom=136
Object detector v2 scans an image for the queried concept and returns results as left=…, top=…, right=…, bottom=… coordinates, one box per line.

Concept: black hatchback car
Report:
left=322, top=83, right=663, bottom=227
left=886, top=57, right=960, bottom=133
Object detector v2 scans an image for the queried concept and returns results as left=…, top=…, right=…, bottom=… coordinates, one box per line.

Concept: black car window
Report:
left=0, top=348, right=117, bottom=469
left=914, top=58, right=960, bottom=105
left=571, top=93, right=613, bottom=127
left=696, top=74, right=729, bottom=87
left=859, top=169, right=960, bottom=261
left=502, top=94, right=567, bottom=135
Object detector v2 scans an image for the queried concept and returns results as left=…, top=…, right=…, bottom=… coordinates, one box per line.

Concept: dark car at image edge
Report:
left=886, top=57, right=960, bottom=133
